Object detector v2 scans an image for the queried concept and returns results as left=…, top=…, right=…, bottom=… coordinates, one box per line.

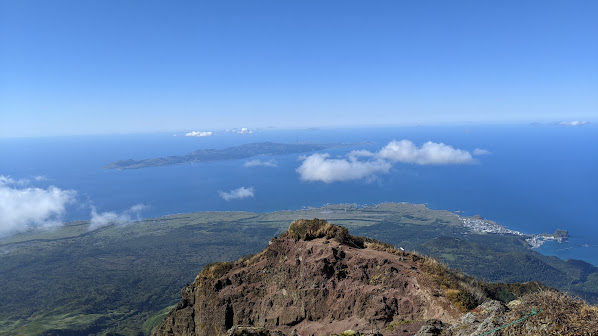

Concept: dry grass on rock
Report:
left=505, top=290, right=598, bottom=336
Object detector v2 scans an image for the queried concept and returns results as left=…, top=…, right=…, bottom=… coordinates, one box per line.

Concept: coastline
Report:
left=2, top=201, right=593, bottom=266
left=458, top=215, right=569, bottom=248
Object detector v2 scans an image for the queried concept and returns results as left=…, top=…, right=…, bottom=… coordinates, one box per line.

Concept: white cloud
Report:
left=557, top=121, right=590, bottom=127
left=296, top=139, right=482, bottom=183
left=377, top=140, right=476, bottom=165
left=234, top=127, right=253, bottom=134
left=0, top=175, right=49, bottom=186
left=0, top=176, right=76, bottom=236
left=296, top=153, right=392, bottom=183
left=219, top=187, right=255, bottom=201
left=244, top=159, right=278, bottom=167
left=473, top=148, right=491, bottom=155
left=89, top=203, right=148, bottom=230
left=0, top=176, right=28, bottom=186
left=185, top=130, right=213, bottom=137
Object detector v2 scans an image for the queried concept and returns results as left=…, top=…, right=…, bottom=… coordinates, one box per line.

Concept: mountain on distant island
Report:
left=105, top=142, right=336, bottom=169
left=153, top=219, right=598, bottom=336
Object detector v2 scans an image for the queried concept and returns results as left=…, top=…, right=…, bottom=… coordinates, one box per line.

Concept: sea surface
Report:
left=1, top=124, right=597, bottom=265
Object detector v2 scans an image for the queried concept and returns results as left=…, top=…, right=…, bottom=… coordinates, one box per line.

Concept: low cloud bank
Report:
left=89, top=204, right=148, bottom=230
left=219, top=187, right=255, bottom=201
left=185, top=131, right=213, bottom=137
left=244, top=159, right=278, bottom=167
left=0, top=176, right=76, bottom=236
left=297, top=140, right=485, bottom=183
left=557, top=121, right=590, bottom=127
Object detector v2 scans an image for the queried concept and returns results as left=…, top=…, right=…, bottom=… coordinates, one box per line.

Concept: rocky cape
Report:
left=153, top=219, right=598, bottom=336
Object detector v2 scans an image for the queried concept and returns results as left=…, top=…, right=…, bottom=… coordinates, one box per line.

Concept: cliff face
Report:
left=153, top=219, right=598, bottom=336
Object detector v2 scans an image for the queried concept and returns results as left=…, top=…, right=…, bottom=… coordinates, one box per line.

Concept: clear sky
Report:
left=1, top=0, right=597, bottom=137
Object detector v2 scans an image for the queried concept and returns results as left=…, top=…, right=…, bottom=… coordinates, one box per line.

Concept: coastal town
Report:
left=459, top=216, right=568, bottom=248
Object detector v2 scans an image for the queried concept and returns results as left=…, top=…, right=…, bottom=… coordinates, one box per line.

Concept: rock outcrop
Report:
left=153, top=219, right=598, bottom=336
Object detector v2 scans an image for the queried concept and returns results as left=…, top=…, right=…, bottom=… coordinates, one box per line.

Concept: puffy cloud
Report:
left=185, top=131, right=213, bottom=137
left=0, top=176, right=76, bottom=236
left=89, top=203, right=148, bottom=230
left=557, top=121, right=590, bottom=127
left=244, top=159, right=278, bottom=167
left=219, top=187, right=255, bottom=201
left=296, top=153, right=392, bottom=183
left=473, top=148, right=491, bottom=155
left=296, top=139, right=482, bottom=183
left=377, top=140, right=476, bottom=165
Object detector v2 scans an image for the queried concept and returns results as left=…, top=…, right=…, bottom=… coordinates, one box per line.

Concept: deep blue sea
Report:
left=1, top=125, right=597, bottom=265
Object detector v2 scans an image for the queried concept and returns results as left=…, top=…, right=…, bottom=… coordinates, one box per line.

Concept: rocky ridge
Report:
left=153, top=219, right=598, bottom=336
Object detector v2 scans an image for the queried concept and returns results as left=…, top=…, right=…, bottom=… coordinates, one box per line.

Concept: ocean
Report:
left=1, top=124, right=597, bottom=265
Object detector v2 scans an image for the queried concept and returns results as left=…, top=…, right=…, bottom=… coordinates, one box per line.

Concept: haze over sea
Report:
left=1, top=124, right=596, bottom=266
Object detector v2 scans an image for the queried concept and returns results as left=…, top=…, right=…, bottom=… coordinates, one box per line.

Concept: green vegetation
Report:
left=337, top=330, right=357, bottom=336
left=385, top=320, right=413, bottom=330
left=284, top=218, right=365, bottom=248
left=104, top=142, right=335, bottom=169
left=0, top=212, right=282, bottom=336
left=142, top=305, right=176, bottom=335
left=0, top=202, right=596, bottom=335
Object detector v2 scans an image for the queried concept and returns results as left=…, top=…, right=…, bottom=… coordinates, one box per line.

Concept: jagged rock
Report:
left=447, top=300, right=507, bottom=336
left=415, top=319, right=444, bottom=336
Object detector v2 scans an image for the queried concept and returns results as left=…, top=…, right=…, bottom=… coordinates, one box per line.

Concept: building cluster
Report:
left=459, top=216, right=566, bottom=249
left=460, top=217, right=527, bottom=236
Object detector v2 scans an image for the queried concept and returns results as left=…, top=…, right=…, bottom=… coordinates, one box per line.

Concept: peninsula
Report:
left=105, top=142, right=335, bottom=169
left=459, top=215, right=569, bottom=248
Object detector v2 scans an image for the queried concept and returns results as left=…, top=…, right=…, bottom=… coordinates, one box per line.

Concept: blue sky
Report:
left=1, top=0, right=597, bottom=137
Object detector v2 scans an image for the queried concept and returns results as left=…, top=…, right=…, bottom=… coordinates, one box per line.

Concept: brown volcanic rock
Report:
left=153, top=219, right=464, bottom=336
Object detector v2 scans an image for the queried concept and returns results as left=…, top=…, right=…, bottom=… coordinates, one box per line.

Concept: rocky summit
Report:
left=153, top=219, right=598, bottom=336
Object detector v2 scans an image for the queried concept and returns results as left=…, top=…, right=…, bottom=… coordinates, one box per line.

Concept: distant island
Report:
left=105, top=142, right=336, bottom=169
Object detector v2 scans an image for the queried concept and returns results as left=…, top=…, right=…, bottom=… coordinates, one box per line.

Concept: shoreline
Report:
left=458, top=215, right=569, bottom=249
left=3, top=201, right=594, bottom=267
